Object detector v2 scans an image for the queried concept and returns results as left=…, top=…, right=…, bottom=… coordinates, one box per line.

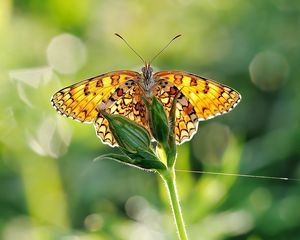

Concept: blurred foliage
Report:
left=1, top=0, right=300, bottom=239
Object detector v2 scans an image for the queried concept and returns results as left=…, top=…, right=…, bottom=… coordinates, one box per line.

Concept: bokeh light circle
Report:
left=84, top=213, right=103, bottom=232
left=249, top=51, right=290, bottom=91
left=47, top=33, right=87, bottom=74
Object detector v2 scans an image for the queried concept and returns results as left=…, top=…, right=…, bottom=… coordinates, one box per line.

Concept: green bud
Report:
left=144, top=96, right=169, bottom=145
left=166, top=92, right=180, bottom=167
left=100, top=111, right=151, bottom=153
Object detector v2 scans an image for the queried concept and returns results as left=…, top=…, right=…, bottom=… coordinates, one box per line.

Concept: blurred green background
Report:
left=1, top=0, right=300, bottom=239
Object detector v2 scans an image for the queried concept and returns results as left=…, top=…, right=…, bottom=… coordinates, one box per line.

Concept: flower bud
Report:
left=100, top=111, right=151, bottom=153
left=165, top=92, right=179, bottom=167
left=146, top=96, right=169, bottom=145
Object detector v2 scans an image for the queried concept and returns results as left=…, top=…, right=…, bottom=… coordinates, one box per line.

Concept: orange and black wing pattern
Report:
left=94, top=81, right=147, bottom=146
left=153, top=70, right=241, bottom=144
left=51, top=70, right=140, bottom=123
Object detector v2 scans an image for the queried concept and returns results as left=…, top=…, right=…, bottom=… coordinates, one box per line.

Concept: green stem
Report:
left=159, top=168, right=188, bottom=240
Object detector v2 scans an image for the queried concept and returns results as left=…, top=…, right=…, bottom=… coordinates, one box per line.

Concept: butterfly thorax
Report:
left=141, top=63, right=155, bottom=96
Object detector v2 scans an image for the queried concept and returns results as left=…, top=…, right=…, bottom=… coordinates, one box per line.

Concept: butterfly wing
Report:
left=51, top=70, right=140, bottom=123
left=153, top=70, right=241, bottom=144
left=94, top=82, right=148, bottom=146
left=152, top=80, right=197, bottom=143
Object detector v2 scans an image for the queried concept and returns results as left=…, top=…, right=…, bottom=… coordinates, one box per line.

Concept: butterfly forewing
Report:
left=154, top=71, right=241, bottom=118
left=153, top=70, right=241, bottom=143
left=51, top=70, right=140, bottom=123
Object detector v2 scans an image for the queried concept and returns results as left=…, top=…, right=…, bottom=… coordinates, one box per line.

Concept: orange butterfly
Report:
left=51, top=34, right=241, bottom=146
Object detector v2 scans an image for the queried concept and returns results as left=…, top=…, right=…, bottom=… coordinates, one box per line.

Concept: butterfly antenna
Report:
left=115, top=33, right=145, bottom=64
left=150, top=34, right=182, bottom=64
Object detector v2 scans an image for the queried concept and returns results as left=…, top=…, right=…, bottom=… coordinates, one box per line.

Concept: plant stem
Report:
left=159, top=168, right=188, bottom=240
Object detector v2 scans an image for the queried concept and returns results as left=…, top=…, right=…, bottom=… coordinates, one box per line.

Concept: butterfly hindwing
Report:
left=94, top=82, right=148, bottom=146
left=152, top=80, right=198, bottom=144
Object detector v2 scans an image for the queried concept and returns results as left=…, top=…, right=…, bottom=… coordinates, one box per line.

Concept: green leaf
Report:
left=95, top=152, right=166, bottom=171
left=94, top=153, right=136, bottom=164
left=125, top=148, right=167, bottom=170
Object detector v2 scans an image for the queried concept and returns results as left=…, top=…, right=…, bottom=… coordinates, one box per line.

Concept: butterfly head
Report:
left=142, top=63, right=153, bottom=80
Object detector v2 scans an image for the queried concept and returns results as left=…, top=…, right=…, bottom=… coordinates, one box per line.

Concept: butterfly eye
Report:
left=142, top=67, right=146, bottom=73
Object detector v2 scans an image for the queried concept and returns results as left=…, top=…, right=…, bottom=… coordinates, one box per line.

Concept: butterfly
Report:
left=51, top=34, right=241, bottom=147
